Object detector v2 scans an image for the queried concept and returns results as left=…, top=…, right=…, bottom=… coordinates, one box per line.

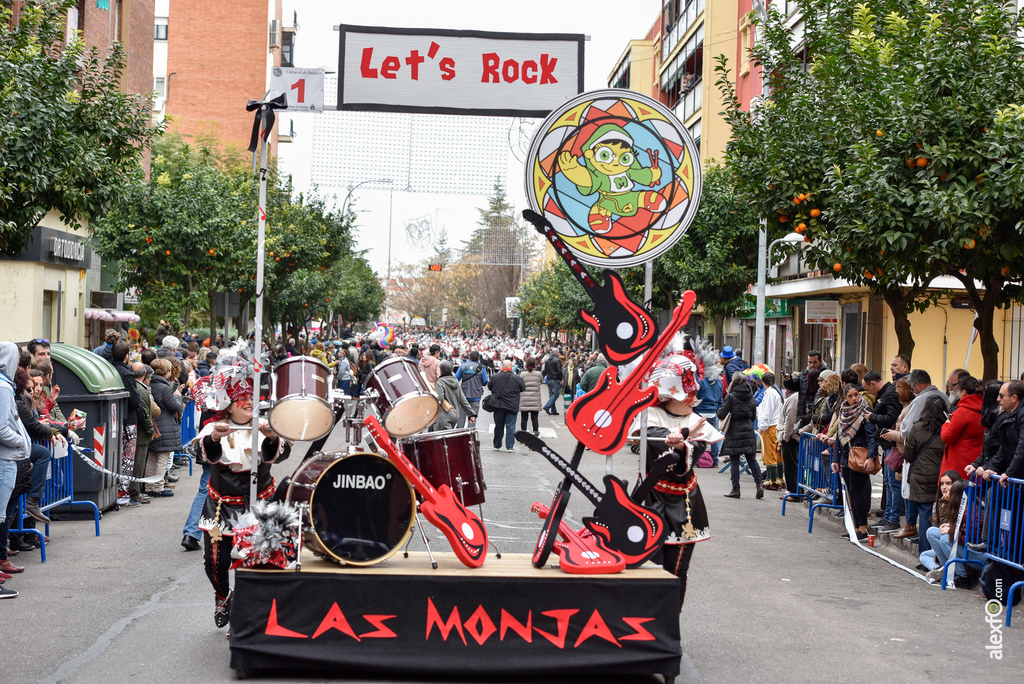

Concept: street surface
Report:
left=5, top=406, right=1020, bottom=683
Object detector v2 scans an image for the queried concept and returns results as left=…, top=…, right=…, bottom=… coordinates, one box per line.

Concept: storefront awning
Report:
left=84, top=308, right=140, bottom=323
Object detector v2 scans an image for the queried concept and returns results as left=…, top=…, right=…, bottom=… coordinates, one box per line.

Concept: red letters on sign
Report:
left=360, top=44, right=558, bottom=85
left=359, top=44, right=457, bottom=81
left=481, top=53, right=558, bottom=84
left=425, top=598, right=467, bottom=645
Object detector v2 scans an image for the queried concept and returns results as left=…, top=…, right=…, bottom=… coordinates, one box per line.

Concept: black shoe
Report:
left=967, top=542, right=987, bottom=553
left=214, top=591, right=233, bottom=628
left=915, top=563, right=927, bottom=572
left=150, top=490, right=174, bottom=497
left=181, top=535, right=201, bottom=552
left=724, top=487, right=741, bottom=499
left=953, top=574, right=975, bottom=590
left=0, top=586, right=17, bottom=599
left=9, top=536, right=35, bottom=552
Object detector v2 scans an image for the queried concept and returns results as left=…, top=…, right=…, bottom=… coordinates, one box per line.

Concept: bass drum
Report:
left=287, top=452, right=415, bottom=565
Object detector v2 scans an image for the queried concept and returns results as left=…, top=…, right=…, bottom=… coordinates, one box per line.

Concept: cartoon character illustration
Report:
left=557, top=121, right=670, bottom=256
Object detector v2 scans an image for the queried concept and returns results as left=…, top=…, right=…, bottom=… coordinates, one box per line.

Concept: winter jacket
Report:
left=518, top=370, right=544, bottom=412
left=93, top=342, right=113, bottom=361
left=868, top=381, right=902, bottom=450
left=486, top=371, right=526, bottom=413
left=542, top=356, right=563, bottom=382
left=783, top=362, right=829, bottom=416
left=420, top=355, right=441, bottom=386
left=995, top=406, right=1024, bottom=479
left=939, top=392, right=984, bottom=478
left=113, top=360, right=141, bottom=427
left=16, top=394, right=67, bottom=442
left=196, top=360, right=212, bottom=378
left=433, top=375, right=474, bottom=431
left=778, top=392, right=800, bottom=443
left=694, top=376, right=723, bottom=416
left=903, top=422, right=945, bottom=503
left=830, top=414, right=878, bottom=468
left=136, top=380, right=156, bottom=448
left=0, top=342, right=30, bottom=462
left=149, top=374, right=182, bottom=452
left=724, top=357, right=750, bottom=383
left=899, top=385, right=950, bottom=441
left=456, top=361, right=488, bottom=401
left=717, top=381, right=757, bottom=457
left=562, top=363, right=581, bottom=395
left=580, top=359, right=609, bottom=394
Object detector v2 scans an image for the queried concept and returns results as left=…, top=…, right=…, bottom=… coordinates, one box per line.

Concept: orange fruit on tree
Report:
left=1001, top=267, right=1010, bottom=276
left=964, top=239, right=976, bottom=249
left=833, top=263, right=842, bottom=272
left=916, top=157, right=928, bottom=167
left=876, top=130, right=884, bottom=137
left=779, top=215, right=788, bottom=223
left=803, top=235, right=811, bottom=243
left=810, top=208, right=821, bottom=218
left=793, top=196, right=801, bottom=205
left=865, top=271, right=874, bottom=279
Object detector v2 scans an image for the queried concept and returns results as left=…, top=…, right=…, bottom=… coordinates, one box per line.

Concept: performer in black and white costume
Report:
left=631, top=340, right=723, bottom=610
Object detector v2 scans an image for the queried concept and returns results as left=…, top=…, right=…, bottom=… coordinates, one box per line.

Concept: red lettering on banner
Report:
left=620, top=617, right=657, bottom=641
left=427, top=41, right=440, bottom=59
left=426, top=598, right=467, bottom=645
left=574, top=610, right=621, bottom=648
left=540, top=54, right=558, bottom=84
left=381, top=56, right=400, bottom=79
left=265, top=599, right=309, bottom=638
left=534, top=609, right=579, bottom=649
left=481, top=53, right=500, bottom=83
left=405, top=49, right=425, bottom=80
left=523, top=60, right=538, bottom=84
left=440, top=57, right=456, bottom=81
left=502, top=59, right=519, bottom=83
left=359, top=614, right=398, bottom=639
left=499, top=609, right=533, bottom=643
left=360, top=47, right=378, bottom=78
left=464, top=605, right=497, bottom=645
left=312, top=603, right=361, bottom=641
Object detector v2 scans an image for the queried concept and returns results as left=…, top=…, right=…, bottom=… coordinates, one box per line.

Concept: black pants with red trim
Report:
left=204, top=532, right=233, bottom=602
left=662, top=543, right=695, bottom=611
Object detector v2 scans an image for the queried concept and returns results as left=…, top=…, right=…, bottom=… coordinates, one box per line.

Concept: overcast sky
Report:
left=278, top=0, right=660, bottom=277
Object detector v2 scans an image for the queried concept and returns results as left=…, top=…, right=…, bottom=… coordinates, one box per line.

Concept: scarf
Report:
left=837, top=396, right=872, bottom=446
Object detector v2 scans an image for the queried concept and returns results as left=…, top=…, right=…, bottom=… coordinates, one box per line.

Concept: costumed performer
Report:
left=196, top=375, right=290, bottom=627
left=631, top=344, right=722, bottom=611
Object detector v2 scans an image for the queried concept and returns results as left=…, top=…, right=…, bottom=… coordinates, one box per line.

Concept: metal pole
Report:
left=386, top=188, right=393, bottom=322
left=754, top=217, right=767, bottom=364
left=635, top=261, right=654, bottom=478
left=249, top=118, right=269, bottom=511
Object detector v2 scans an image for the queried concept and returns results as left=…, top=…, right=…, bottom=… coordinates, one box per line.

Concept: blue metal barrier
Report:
left=781, top=433, right=841, bottom=532
left=175, top=401, right=197, bottom=476
left=13, top=440, right=101, bottom=562
left=946, top=474, right=1024, bottom=625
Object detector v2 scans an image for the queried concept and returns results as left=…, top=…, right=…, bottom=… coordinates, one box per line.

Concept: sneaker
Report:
left=0, top=586, right=18, bottom=599
left=150, top=490, right=174, bottom=497
left=125, top=499, right=142, bottom=508
left=491, top=445, right=502, bottom=451
left=506, top=447, right=515, bottom=452
left=165, top=473, right=180, bottom=483
left=138, top=494, right=151, bottom=504
left=878, top=520, right=901, bottom=533
left=925, top=568, right=943, bottom=584
left=953, top=574, right=974, bottom=589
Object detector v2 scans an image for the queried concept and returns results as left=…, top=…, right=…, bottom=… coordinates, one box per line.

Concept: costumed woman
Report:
left=631, top=340, right=723, bottom=611
left=196, top=372, right=290, bottom=627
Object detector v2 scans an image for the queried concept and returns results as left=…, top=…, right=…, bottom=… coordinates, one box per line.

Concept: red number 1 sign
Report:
left=269, top=67, right=324, bottom=112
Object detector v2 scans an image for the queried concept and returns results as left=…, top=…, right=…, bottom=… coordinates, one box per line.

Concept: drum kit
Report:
left=266, top=354, right=491, bottom=568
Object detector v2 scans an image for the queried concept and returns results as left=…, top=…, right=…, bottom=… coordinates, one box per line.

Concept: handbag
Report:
left=718, top=413, right=732, bottom=435
left=848, top=445, right=882, bottom=475
left=481, top=393, right=499, bottom=413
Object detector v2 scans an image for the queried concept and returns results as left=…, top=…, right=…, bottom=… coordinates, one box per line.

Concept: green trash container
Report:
left=49, top=343, right=128, bottom=514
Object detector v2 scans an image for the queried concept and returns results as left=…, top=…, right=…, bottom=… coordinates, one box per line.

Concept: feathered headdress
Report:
left=192, top=338, right=265, bottom=411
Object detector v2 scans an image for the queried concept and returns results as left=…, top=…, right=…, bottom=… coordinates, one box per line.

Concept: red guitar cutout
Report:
left=517, top=432, right=665, bottom=568
left=523, top=209, right=659, bottom=366
left=364, top=416, right=488, bottom=568
left=532, top=481, right=570, bottom=568
left=566, top=290, right=697, bottom=455
left=532, top=502, right=625, bottom=574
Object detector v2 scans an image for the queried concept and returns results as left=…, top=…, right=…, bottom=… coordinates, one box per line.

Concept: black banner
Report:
left=230, top=568, right=681, bottom=678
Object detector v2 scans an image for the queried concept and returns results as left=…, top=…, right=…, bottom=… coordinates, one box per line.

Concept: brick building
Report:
left=157, top=0, right=283, bottom=156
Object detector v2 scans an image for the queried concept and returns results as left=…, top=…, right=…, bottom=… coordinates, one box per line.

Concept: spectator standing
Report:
left=939, top=376, right=984, bottom=478
left=720, top=372, right=763, bottom=499
left=694, top=359, right=724, bottom=466
left=990, top=380, right=1024, bottom=485
left=757, top=372, right=784, bottom=489
left=432, top=361, right=475, bottom=431
left=896, top=396, right=947, bottom=551
left=541, top=349, right=563, bottom=416
left=778, top=386, right=800, bottom=497
left=899, top=369, right=951, bottom=442
left=111, top=341, right=141, bottom=501
left=829, top=383, right=878, bottom=541
left=579, top=353, right=609, bottom=394
left=0, top=343, right=32, bottom=591
left=487, top=360, right=526, bottom=452
left=93, top=328, right=119, bottom=360
left=519, top=358, right=543, bottom=435
left=965, top=380, right=1008, bottom=480
left=455, top=350, right=488, bottom=429
left=720, top=346, right=748, bottom=382
left=420, top=344, right=442, bottom=387
left=864, top=370, right=904, bottom=533
left=128, top=364, right=156, bottom=508
left=147, top=359, right=182, bottom=498
left=782, top=350, right=829, bottom=417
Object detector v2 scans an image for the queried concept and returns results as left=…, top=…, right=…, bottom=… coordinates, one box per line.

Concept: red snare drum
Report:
left=399, top=428, right=486, bottom=507
left=365, top=356, right=439, bottom=437
left=286, top=451, right=415, bottom=565
left=269, top=356, right=334, bottom=442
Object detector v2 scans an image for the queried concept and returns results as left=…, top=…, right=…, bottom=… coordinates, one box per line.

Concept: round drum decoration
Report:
left=287, top=452, right=415, bottom=566
left=524, top=89, right=702, bottom=268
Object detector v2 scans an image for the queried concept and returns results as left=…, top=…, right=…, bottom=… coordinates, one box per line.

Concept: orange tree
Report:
left=717, top=0, right=1024, bottom=378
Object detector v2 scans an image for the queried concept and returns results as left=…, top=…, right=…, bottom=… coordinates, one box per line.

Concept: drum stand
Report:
left=403, top=508, right=439, bottom=569
left=452, top=476, right=502, bottom=560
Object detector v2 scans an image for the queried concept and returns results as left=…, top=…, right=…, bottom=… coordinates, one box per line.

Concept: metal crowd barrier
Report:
left=945, top=474, right=1024, bottom=625
left=782, top=432, right=842, bottom=532
left=175, top=401, right=198, bottom=476
left=13, top=440, right=101, bottom=563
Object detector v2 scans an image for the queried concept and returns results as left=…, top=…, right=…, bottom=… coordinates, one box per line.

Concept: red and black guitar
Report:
left=566, top=290, right=697, bottom=455
left=517, top=432, right=665, bottom=568
left=531, top=501, right=625, bottom=574
left=522, top=209, right=659, bottom=366
left=365, top=416, right=488, bottom=568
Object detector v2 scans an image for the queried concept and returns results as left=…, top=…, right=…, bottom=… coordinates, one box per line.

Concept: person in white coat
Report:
left=757, top=372, right=784, bottom=489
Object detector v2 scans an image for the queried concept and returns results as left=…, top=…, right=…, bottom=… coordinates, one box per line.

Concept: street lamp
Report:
left=341, top=178, right=391, bottom=217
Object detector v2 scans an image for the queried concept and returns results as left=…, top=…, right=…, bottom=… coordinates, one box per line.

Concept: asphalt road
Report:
left=4, top=404, right=1020, bottom=683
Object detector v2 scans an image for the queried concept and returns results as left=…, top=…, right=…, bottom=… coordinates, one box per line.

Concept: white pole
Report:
left=634, top=261, right=654, bottom=478
left=249, top=120, right=269, bottom=511
left=755, top=218, right=767, bottom=364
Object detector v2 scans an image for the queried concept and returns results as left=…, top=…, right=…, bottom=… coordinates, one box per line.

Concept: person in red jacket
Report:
left=939, top=376, right=985, bottom=478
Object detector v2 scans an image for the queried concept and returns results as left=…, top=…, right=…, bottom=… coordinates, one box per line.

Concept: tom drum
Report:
left=365, top=356, right=439, bottom=437
left=399, top=427, right=486, bottom=507
left=269, top=356, right=334, bottom=442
